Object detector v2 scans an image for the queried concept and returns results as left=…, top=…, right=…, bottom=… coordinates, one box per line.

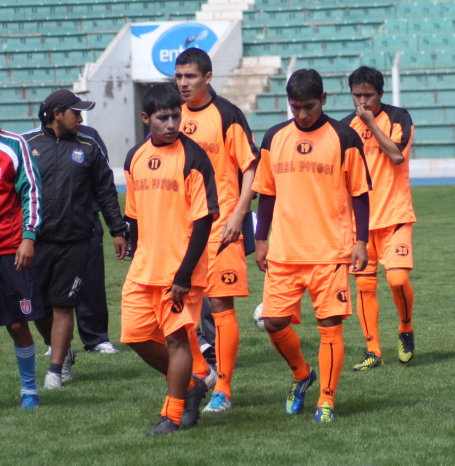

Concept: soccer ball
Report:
left=253, top=302, right=266, bottom=331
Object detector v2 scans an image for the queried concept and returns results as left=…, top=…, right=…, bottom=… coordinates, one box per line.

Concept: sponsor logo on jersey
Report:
left=395, top=244, right=409, bottom=256
left=336, top=287, right=349, bottom=303
left=148, top=155, right=162, bottom=170
left=133, top=178, right=179, bottom=192
left=71, top=149, right=85, bottom=164
left=31, top=148, right=40, bottom=157
left=221, top=269, right=238, bottom=285
left=197, top=141, right=220, bottom=155
left=19, top=299, right=32, bottom=315
left=171, top=301, right=184, bottom=313
left=362, top=129, right=373, bottom=140
left=296, top=139, right=313, bottom=155
left=273, top=160, right=333, bottom=176
left=182, top=120, right=198, bottom=135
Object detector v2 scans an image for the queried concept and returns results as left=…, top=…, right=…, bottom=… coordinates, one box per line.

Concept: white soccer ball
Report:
left=253, top=302, right=266, bottom=331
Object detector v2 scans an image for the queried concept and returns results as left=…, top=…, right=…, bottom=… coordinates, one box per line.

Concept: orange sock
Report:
left=386, top=269, right=414, bottom=333
left=268, top=326, right=310, bottom=381
left=187, top=327, right=210, bottom=379
left=160, top=395, right=185, bottom=425
left=212, top=309, right=239, bottom=399
left=356, top=276, right=381, bottom=357
left=317, top=324, right=344, bottom=407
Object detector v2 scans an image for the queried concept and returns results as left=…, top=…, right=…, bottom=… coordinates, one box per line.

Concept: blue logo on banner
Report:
left=152, top=23, right=217, bottom=76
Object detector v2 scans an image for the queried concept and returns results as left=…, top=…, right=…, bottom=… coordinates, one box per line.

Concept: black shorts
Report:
left=34, top=239, right=91, bottom=309
left=0, top=254, right=46, bottom=327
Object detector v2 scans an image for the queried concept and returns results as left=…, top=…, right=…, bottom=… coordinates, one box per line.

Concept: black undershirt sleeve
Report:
left=123, top=215, right=138, bottom=258
left=255, top=194, right=276, bottom=241
left=352, top=192, right=370, bottom=243
left=173, top=215, right=213, bottom=289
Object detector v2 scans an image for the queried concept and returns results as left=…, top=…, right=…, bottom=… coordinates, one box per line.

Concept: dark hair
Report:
left=348, top=66, right=384, bottom=94
left=142, top=83, right=184, bottom=116
left=286, top=69, right=324, bottom=100
left=175, top=47, right=212, bottom=75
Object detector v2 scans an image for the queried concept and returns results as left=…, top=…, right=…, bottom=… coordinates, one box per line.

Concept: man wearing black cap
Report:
left=23, top=89, right=127, bottom=390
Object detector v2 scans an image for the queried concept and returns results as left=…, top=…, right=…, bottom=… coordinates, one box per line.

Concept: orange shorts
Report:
left=354, top=223, right=414, bottom=275
left=262, top=261, right=352, bottom=323
left=120, top=278, right=204, bottom=344
left=204, top=239, right=248, bottom=298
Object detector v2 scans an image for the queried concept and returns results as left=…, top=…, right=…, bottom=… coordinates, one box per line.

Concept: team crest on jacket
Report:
left=182, top=120, right=198, bottom=135
left=148, top=155, right=162, bottom=171
left=221, top=270, right=238, bottom=285
left=20, top=299, right=32, bottom=315
left=71, top=149, right=85, bottom=164
left=336, top=288, right=349, bottom=303
left=296, top=139, right=313, bottom=155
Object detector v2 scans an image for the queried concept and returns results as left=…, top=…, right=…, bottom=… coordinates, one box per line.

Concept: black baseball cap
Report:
left=39, top=89, right=95, bottom=122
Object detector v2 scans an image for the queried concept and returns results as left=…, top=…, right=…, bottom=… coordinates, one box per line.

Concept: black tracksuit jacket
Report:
left=23, top=125, right=125, bottom=242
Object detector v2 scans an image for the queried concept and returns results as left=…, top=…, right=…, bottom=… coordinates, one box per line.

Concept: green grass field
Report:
left=1, top=185, right=454, bottom=465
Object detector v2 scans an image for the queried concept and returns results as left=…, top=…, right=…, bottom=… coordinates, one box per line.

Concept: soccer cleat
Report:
left=61, top=348, right=76, bottom=383
left=44, top=371, right=62, bottom=390
left=313, top=402, right=335, bottom=423
left=86, top=341, right=120, bottom=354
left=21, top=393, right=40, bottom=410
left=202, top=365, right=217, bottom=390
left=203, top=391, right=232, bottom=413
left=398, top=332, right=415, bottom=363
left=285, top=368, right=317, bottom=415
left=146, top=416, right=180, bottom=436
left=180, top=376, right=208, bottom=428
left=353, top=351, right=384, bottom=371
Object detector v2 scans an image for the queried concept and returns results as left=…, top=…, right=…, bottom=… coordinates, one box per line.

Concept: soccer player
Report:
left=23, top=89, right=127, bottom=389
left=253, top=69, right=371, bottom=422
left=0, top=128, right=44, bottom=409
left=174, top=48, right=259, bottom=413
left=342, top=66, right=416, bottom=369
left=121, top=83, right=219, bottom=435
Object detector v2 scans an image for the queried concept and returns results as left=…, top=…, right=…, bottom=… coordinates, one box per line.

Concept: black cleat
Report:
left=398, top=331, right=415, bottom=363
left=180, top=376, right=208, bottom=428
left=146, top=416, right=179, bottom=436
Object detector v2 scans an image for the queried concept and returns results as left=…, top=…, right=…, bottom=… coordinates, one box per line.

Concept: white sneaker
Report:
left=87, top=341, right=120, bottom=354
left=61, top=348, right=76, bottom=383
left=44, top=371, right=62, bottom=390
left=202, top=365, right=217, bottom=390
left=44, top=346, right=52, bottom=356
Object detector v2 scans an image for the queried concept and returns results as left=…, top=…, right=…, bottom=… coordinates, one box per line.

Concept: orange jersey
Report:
left=124, top=134, right=219, bottom=286
left=180, top=93, right=259, bottom=242
left=342, top=103, right=416, bottom=229
left=252, top=114, right=371, bottom=264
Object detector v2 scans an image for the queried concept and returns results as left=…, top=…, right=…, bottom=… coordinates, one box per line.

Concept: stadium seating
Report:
left=1, top=0, right=454, bottom=159
left=0, top=0, right=201, bottom=133
left=243, top=0, right=455, bottom=158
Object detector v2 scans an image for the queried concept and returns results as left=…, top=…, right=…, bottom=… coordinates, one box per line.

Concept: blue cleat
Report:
left=203, top=391, right=232, bottom=413
left=285, top=368, right=317, bottom=415
left=21, top=393, right=40, bottom=410
left=313, top=402, right=335, bottom=423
